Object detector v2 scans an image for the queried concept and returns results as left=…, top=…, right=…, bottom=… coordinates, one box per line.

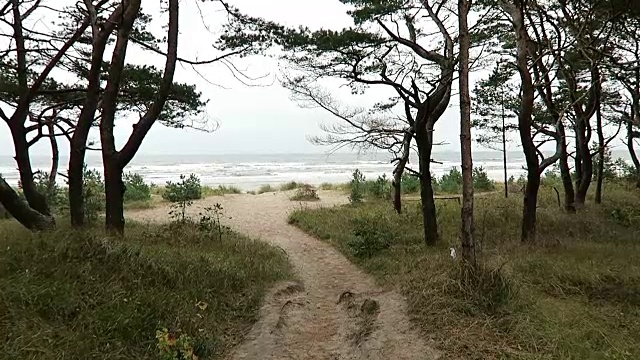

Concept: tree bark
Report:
left=458, top=0, right=475, bottom=267
left=522, top=171, right=540, bottom=242
left=104, top=164, right=125, bottom=234
left=416, top=125, right=439, bottom=246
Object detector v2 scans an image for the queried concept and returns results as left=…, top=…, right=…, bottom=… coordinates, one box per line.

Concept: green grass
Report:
left=0, top=220, right=291, bottom=359
left=257, top=184, right=276, bottom=194
left=288, top=182, right=640, bottom=359
left=279, top=181, right=303, bottom=191
left=202, top=185, right=243, bottom=197
left=319, top=182, right=350, bottom=191
left=123, top=194, right=167, bottom=211
left=152, top=185, right=243, bottom=200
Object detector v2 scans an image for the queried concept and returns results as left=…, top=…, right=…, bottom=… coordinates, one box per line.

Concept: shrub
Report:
left=473, top=167, right=495, bottom=192
left=401, top=173, right=421, bottom=193
left=290, top=185, right=320, bottom=201
left=347, top=214, right=392, bottom=258
left=438, top=167, right=463, bottom=194
left=32, top=171, right=65, bottom=211
left=83, top=168, right=105, bottom=223
left=367, top=174, right=392, bottom=199
left=349, top=169, right=366, bottom=204
left=163, top=174, right=202, bottom=202
left=123, top=172, right=151, bottom=203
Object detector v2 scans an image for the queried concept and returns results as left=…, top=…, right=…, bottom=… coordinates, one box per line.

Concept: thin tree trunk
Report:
left=47, top=119, right=59, bottom=194
left=595, top=105, right=605, bottom=204
left=502, top=100, right=508, bottom=198
left=627, top=105, right=640, bottom=188
left=558, top=121, right=576, bottom=213
left=416, top=126, right=439, bottom=246
left=392, top=131, right=412, bottom=214
left=458, top=0, right=475, bottom=267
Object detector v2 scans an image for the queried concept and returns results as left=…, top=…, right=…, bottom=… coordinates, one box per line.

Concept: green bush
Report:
left=123, top=173, right=152, bottom=203
left=163, top=174, right=202, bottom=202
left=366, top=174, right=392, bottom=199
left=32, top=171, right=66, bottom=211
left=83, top=168, right=105, bottom=223
left=347, top=214, right=392, bottom=258
left=401, top=173, right=421, bottom=193
left=438, top=167, right=463, bottom=194
left=349, top=169, right=366, bottom=204
left=473, top=167, right=495, bottom=192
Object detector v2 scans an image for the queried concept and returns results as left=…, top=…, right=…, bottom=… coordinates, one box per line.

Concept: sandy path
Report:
left=129, top=191, right=439, bottom=360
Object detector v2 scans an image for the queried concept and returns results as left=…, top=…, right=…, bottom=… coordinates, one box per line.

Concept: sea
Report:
left=0, top=150, right=631, bottom=190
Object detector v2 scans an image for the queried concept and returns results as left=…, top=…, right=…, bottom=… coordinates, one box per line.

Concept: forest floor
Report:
left=129, top=190, right=440, bottom=360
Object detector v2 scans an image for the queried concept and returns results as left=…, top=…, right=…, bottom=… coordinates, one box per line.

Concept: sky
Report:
left=0, top=0, right=525, bottom=157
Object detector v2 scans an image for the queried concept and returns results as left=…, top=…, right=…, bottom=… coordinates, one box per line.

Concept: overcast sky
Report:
left=1, top=0, right=515, bottom=157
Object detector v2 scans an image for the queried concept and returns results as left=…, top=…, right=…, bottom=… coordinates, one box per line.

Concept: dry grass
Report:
left=289, top=182, right=640, bottom=359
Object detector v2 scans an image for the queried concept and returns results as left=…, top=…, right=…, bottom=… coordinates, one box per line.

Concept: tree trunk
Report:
left=505, top=0, right=539, bottom=242
left=68, top=1, right=129, bottom=228
left=104, top=163, right=125, bottom=235
left=416, top=126, right=439, bottom=246
left=595, top=105, right=605, bottom=204
left=458, top=0, right=475, bottom=267
left=627, top=106, right=640, bottom=188
left=393, top=180, right=402, bottom=214
left=68, top=140, right=88, bottom=227
left=0, top=175, right=54, bottom=231
left=502, top=112, right=508, bottom=199
left=10, top=125, right=52, bottom=217
left=522, top=170, right=540, bottom=243
left=574, top=117, right=593, bottom=207
left=47, top=119, right=59, bottom=194
left=392, top=130, right=412, bottom=214
left=558, top=121, right=576, bottom=213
